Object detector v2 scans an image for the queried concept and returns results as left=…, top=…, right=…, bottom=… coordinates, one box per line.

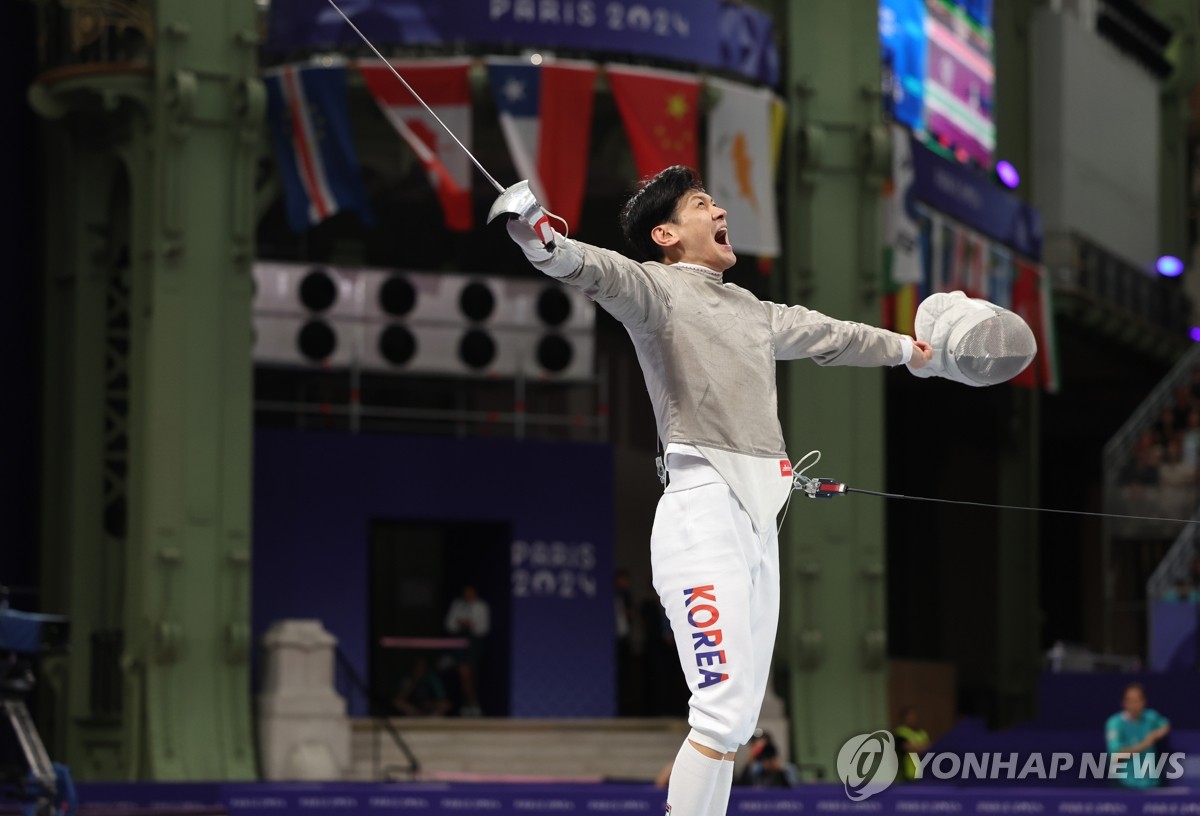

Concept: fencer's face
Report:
left=652, top=191, right=736, bottom=271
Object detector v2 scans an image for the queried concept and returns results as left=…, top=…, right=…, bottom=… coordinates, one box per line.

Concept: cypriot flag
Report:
left=706, top=78, right=780, bottom=258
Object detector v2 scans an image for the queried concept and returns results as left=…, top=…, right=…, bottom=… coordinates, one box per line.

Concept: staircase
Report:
left=346, top=717, right=690, bottom=782
left=1103, top=344, right=1200, bottom=659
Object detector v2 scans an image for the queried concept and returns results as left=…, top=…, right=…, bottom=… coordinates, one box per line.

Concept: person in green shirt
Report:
left=894, top=705, right=931, bottom=781
left=1105, top=682, right=1171, bottom=789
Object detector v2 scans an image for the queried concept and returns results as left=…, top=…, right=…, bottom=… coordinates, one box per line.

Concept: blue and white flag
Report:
left=264, top=64, right=374, bottom=232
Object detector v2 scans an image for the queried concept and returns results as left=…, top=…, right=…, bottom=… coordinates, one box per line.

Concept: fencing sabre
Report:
left=323, top=0, right=560, bottom=248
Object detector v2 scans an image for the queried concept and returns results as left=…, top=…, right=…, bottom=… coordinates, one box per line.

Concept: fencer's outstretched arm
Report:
left=765, top=300, right=932, bottom=369
left=507, top=219, right=672, bottom=334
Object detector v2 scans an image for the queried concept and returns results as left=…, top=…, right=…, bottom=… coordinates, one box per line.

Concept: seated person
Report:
left=1106, top=682, right=1170, bottom=789
left=737, top=731, right=800, bottom=788
left=392, top=655, right=451, bottom=717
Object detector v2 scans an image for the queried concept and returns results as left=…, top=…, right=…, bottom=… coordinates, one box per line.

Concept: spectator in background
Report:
left=445, top=584, right=490, bottom=717
left=737, top=731, right=800, bottom=788
left=1154, top=405, right=1179, bottom=450
left=1120, top=431, right=1162, bottom=489
left=1158, top=435, right=1196, bottom=519
left=392, top=655, right=452, bottom=716
left=1106, top=683, right=1171, bottom=789
left=615, top=568, right=635, bottom=715
left=1181, top=409, right=1200, bottom=469
left=1171, top=385, right=1193, bottom=429
left=894, top=705, right=932, bottom=781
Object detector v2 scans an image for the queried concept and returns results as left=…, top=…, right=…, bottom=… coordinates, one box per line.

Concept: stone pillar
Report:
left=258, top=620, right=350, bottom=780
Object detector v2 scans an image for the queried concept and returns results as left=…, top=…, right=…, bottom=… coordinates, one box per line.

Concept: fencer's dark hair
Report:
left=619, top=165, right=705, bottom=262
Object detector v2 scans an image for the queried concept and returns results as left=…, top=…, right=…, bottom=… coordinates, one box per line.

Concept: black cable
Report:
left=844, top=486, right=1200, bottom=525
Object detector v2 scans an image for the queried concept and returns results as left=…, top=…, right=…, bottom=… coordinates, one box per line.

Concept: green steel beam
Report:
left=992, top=0, right=1041, bottom=727
left=1150, top=0, right=1200, bottom=310
left=777, top=0, right=892, bottom=776
left=33, top=0, right=262, bottom=779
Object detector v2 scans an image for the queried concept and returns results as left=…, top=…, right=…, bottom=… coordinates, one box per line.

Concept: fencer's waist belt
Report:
left=662, top=451, right=726, bottom=493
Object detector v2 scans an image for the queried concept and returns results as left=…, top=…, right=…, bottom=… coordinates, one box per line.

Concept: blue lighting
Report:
left=1190, top=327, right=1200, bottom=343
left=1157, top=255, right=1185, bottom=277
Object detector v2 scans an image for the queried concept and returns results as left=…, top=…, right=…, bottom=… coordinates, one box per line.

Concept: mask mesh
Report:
left=951, top=311, right=1037, bottom=385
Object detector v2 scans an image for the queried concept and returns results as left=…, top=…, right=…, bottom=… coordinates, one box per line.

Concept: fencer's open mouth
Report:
left=715, top=227, right=729, bottom=246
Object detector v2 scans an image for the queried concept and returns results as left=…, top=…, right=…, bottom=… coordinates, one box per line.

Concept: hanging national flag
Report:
left=964, top=232, right=989, bottom=298
left=486, top=58, right=598, bottom=232
left=359, top=58, right=474, bottom=232
left=264, top=65, right=374, bottom=232
left=1010, top=260, right=1059, bottom=391
left=888, top=123, right=922, bottom=285
left=928, top=213, right=950, bottom=292
left=606, top=65, right=701, bottom=178
left=988, top=245, right=1014, bottom=309
left=706, top=77, right=779, bottom=257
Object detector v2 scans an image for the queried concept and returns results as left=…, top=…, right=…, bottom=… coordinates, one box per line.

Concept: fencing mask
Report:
left=906, top=291, right=1037, bottom=386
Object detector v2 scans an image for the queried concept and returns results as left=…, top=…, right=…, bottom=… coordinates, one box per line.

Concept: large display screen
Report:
left=880, top=0, right=995, bottom=166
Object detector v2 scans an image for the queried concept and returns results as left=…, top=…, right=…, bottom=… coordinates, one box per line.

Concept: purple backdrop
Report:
left=252, top=429, right=615, bottom=717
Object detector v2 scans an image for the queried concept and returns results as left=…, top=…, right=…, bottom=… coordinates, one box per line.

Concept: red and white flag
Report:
left=606, top=65, right=701, bottom=178
left=359, top=58, right=474, bottom=232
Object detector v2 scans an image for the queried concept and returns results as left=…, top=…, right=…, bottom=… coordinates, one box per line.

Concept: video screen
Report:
left=880, top=0, right=995, bottom=166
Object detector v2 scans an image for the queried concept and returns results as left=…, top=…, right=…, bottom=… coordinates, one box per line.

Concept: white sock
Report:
left=664, top=741, right=723, bottom=816
left=705, top=759, right=735, bottom=816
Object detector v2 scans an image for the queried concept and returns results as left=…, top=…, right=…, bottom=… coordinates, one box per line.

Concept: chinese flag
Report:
left=606, top=65, right=701, bottom=178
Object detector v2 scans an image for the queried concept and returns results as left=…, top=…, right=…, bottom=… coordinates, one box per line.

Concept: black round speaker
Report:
left=379, top=324, right=417, bottom=366
left=379, top=275, right=417, bottom=317
left=459, top=329, right=496, bottom=370
left=537, top=334, right=573, bottom=373
left=299, top=268, right=338, bottom=312
left=460, top=281, right=496, bottom=322
left=297, top=319, right=337, bottom=362
left=537, top=287, right=572, bottom=326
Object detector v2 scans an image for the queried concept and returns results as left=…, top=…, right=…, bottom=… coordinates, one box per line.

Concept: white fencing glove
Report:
left=505, top=213, right=583, bottom=279
left=489, top=180, right=583, bottom=278
left=907, top=291, right=1037, bottom=386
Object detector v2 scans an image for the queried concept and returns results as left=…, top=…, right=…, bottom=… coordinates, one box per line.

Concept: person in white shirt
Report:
left=504, top=165, right=932, bottom=815
left=445, top=584, right=490, bottom=716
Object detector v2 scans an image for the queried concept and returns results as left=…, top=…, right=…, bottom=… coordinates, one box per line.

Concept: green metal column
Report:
left=33, top=0, right=262, bottom=779
left=993, top=0, right=1041, bottom=727
left=1152, top=0, right=1200, bottom=308
left=777, top=0, right=892, bottom=776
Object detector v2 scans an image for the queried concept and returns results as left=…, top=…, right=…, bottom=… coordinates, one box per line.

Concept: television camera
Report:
left=1, top=588, right=70, bottom=816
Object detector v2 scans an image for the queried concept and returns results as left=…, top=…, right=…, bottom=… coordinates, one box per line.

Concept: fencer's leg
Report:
left=665, top=740, right=723, bottom=816
left=652, top=482, right=759, bottom=813
left=743, top=526, right=782, bottom=742
left=704, top=755, right=736, bottom=816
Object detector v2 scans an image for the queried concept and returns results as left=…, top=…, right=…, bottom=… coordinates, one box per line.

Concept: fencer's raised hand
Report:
left=506, top=216, right=582, bottom=279
left=908, top=339, right=933, bottom=370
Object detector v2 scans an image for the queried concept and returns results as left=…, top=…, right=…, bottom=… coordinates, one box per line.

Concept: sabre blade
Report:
left=324, top=0, right=506, bottom=194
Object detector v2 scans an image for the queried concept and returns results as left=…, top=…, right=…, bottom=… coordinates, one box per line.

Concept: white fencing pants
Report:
left=650, top=452, right=781, bottom=754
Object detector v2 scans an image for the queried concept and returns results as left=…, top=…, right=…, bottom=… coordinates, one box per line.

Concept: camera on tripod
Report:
left=1, top=588, right=71, bottom=816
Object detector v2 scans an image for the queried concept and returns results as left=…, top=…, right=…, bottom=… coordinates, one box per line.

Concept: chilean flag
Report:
left=359, top=58, right=474, bottom=232
left=486, top=58, right=598, bottom=232
left=264, top=65, right=374, bottom=232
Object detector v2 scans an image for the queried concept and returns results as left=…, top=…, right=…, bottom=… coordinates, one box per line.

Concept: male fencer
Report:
left=503, top=166, right=933, bottom=815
